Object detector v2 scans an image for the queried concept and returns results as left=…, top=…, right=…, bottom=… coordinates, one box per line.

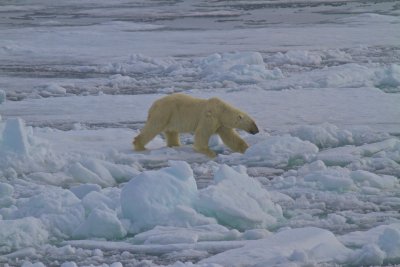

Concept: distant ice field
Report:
left=1, top=0, right=400, bottom=266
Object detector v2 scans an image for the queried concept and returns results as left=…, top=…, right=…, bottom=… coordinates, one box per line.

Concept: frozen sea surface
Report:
left=1, top=0, right=400, bottom=266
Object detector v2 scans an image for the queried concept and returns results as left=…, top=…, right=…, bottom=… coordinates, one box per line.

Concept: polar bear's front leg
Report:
left=217, top=126, right=249, bottom=153
left=193, top=116, right=218, bottom=158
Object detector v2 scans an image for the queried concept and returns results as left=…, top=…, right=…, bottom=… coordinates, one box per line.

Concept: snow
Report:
left=1, top=0, right=400, bottom=266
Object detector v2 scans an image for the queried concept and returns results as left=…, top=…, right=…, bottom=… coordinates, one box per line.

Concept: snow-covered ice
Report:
left=196, top=165, right=283, bottom=231
left=1, top=0, right=400, bottom=266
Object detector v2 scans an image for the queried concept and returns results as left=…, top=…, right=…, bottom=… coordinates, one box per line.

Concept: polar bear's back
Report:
left=149, top=94, right=207, bottom=133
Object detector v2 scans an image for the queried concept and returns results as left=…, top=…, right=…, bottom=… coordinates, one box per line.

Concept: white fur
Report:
left=133, top=94, right=258, bottom=157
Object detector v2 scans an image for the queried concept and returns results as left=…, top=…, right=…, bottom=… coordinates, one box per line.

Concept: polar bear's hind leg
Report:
left=133, top=107, right=169, bottom=151
left=165, top=131, right=181, bottom=147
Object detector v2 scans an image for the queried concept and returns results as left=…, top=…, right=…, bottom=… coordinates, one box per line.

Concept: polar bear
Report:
left=133, top=94, right=259, bottom=157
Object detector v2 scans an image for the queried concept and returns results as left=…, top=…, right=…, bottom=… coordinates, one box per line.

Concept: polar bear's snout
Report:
left=249, top=122, right=259, bottom=135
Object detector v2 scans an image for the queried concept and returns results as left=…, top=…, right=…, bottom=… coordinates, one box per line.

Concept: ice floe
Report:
left=0, top=117, right=398, bottom=266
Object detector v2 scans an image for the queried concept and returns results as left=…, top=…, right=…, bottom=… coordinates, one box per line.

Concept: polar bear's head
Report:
left=234, top=113, right=259, bottom=134
left=208, top=98, right=259, bottom=134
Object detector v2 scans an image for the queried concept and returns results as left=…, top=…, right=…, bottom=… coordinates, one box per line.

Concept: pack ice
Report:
left=1, top=116, right=400, bottom=266
left=1, top=1, right=400, bottom=266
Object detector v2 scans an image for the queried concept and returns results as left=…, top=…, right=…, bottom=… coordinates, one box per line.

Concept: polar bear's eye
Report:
left=238, top=114, right=243, bottom=120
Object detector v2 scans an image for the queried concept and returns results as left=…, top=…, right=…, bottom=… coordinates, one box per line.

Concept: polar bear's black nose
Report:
left=249, top=123, right=259, bottom=135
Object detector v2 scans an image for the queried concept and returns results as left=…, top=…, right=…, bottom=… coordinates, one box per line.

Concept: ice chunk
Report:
left=80, top=159, right=115, bottom=184
left=201, top=227, right=352, bottom=266
left=351, top=170, right=398, bottom=189
left=378, top=228, right=400, bottom=260
left=317, top=145, right=360, bottom=166
left=290, top=123, right=353, bottom=148
left=67, top=158, right=139, bottom=186
left=242, top=229, right=271, bottom=240
left=100, top=54, right=179, bottom=75
left=99, top=160, right=140, bottom=183
left=339, top=223, right=400, bottom=248
left=340, top=224, right=400, bottom=264
left=73, top=208, right=127, bottom=239
left=136, top=228, right=199, bottom=245
left=244, top=135, right=318, bottom=168
left=196, top=52, right=283, bottom=83
left=66, top=161, right=115, bottom=187
left=132, top=224, right=240, bottom=245
left=352, top=244, right=385, bottom=266
left=304, top=167, right=355, bottom=192
left=0, top=118, right=30, bottom=155
left=121, top=161, right=213, bottom=233
left=291, top=123, right=390, bottom=150
left=0, top=183, right=13, bottom=196
left=263, top=63, right=400, bottom=92
left=0, top=118, right=57, bottom=177
left=37, top=83, right=67, bottom=97
left=350, top=126, right=391, bottom=146
left=0, top=182, right=14, bottom=207
left=0, top=217, right=49, bottom=253
left=166, top=262, right=223, bottom=267
left=359, top=138, right=400, bottom=157
left=28, top=172, right=72, bottom=186
left=375, top=64, right=400, bottom=92
left=69, top=183, right=102, bottom=199
left=297, top=160, right=327, bottom=176
left=302, top=166, right=396, bottom=192
left=1, top=188, right=85, bottom=238
left=339, top=13, right=400, bottom=24
left=197, top=165, right=283, bottom=230
left=107, top=74, right=138, bottom=89
left=268, top=50, right=322, bottom=66
left=81, top=188, right=121, bottom=213
left=21, top=262, right=46, bottom=267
